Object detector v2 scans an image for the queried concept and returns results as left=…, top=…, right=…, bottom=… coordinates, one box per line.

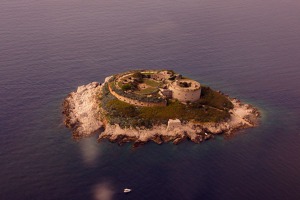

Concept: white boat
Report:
left=124, top=188, right=132, bottom=193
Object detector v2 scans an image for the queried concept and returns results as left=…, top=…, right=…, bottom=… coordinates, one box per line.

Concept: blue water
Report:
left=1, top=0, right=300, bottom=199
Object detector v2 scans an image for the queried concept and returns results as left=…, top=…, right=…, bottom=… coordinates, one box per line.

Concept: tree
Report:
left=132, top=72, right=144, bottom=83
left=121, top=84, right=132, bottom=91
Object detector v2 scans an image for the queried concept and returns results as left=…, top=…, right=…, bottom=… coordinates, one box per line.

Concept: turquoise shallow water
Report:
left=1, top=0, right=300, bottom=199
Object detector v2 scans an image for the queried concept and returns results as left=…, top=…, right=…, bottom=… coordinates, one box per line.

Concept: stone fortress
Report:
left=107, top=70, right=201, bottom=107
left=168, top=79, right=201, bottom=102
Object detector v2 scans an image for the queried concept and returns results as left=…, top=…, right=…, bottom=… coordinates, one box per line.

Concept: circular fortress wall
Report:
left=169, top=79, right=201, bottom=102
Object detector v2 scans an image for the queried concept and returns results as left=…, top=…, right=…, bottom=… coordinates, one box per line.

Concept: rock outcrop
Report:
left=62, top=82, right=103, bottom=137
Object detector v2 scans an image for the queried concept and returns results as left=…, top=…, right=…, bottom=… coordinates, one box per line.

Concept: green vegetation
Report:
left=118, top=76, right=161, bottom=94
left=117, top=72, right=143, bottom=91
left=195, top=86, right=234, bottom=110
left=121, top=84, right=132, bottom=91
left=109, top=81, right=165, bottom=103
left=109, top=73, right=166, bottom=103
left=100, top=83, right=233, bottom=129
left=135, top=87, right=159, bottom=95
left=131, top=72, right=144, bottom=83
left=143, top=79, right=161, bottom=87
left=134, top=78, right=161, bottom=95
left=137, top=100, right=230, bottom=124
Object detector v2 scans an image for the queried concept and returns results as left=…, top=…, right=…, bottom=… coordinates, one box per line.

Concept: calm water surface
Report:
left=1, top=0, right=300, bottom=199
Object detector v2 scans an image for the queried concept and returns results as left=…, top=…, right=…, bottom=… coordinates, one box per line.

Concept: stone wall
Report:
left=108, top=84, right=167, bottom=107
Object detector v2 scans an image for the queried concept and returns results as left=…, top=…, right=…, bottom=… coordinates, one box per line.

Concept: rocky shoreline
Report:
left=62, top=80, right=260, bottom=146
left=62, top=82, right=103, bottom=137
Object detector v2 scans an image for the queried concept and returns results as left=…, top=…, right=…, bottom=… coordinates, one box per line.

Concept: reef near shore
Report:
left=62, top=77, right=260, bottom=147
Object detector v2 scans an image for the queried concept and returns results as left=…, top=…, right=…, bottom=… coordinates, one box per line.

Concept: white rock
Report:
left=64, top=82, right=103, bottom=135
left=167, top=119, right=181, bottom=131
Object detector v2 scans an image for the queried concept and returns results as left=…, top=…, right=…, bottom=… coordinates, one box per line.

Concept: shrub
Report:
left=121, top=84, right=132, bottom=91
left=132, top=72, right=144, bottom=83
left=193, top=86, right=234, bottom=110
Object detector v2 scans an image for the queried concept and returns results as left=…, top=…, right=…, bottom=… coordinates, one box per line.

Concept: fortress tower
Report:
left=168, top=79, right=201, bottom=102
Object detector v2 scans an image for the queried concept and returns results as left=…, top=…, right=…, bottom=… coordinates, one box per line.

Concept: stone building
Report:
left=168, top=79, right=201, bottom=102
left=167, top=119, right=181, bottom=131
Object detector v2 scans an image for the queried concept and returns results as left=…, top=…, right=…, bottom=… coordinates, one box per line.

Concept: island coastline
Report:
left=62, top=70, right=260, bottom=147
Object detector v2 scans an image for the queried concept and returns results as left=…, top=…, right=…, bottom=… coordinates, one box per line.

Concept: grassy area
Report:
left=135, top=87, right=159, bottom=95
left=100, top=85, right=232, bottom=128
left=193, top=86, right=233, bottom=110
left=137, top=100, right=230, bottom=123
left=134, top=78, right=161, bottom=95
left=114, top=75, right=162, bottom=96
left=117, top=80, right=123, bottom=89
left=143, top=78, right=161, bottom=87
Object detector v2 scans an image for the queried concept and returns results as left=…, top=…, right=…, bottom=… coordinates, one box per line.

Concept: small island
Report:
left=62, top=70, right=260, bottom=147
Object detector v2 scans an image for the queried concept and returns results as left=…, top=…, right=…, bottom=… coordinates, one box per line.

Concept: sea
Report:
left=1, top=0, right=300, bottom=199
